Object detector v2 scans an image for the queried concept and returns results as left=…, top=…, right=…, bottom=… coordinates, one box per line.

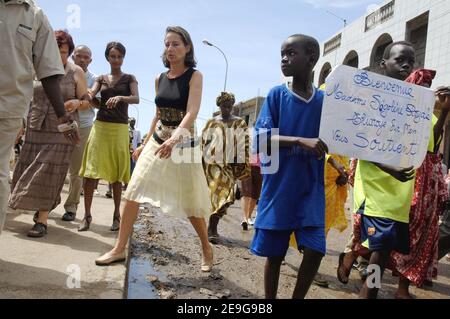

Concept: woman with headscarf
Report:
left=202, top=92, right=250, bottom=243
left=390, top=69, right=450, bottom=298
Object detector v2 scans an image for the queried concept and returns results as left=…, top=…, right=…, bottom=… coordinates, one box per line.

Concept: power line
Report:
left=326, top=10, right=347, bottom=27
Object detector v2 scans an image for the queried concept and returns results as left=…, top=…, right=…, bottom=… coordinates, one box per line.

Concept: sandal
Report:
left=78, top=216, right=92, bottom=232
left=27, top=223, right=47, bottom=238
left=62, top=211, right=76, bottom=222
left=110, top=216, right=120, bottom=232
left=337, top=252, right=352, bottom=284
left=201, top=246, right=214, bottom=272
left=33, top=211, right=39, bottom=224
left=313, top=274, right=329, bottom=288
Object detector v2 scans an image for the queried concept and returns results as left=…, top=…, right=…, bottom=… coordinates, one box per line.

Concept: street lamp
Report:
left=203, top=39, right=229, bottom=92
left=325, top=10, right=347, bottom=28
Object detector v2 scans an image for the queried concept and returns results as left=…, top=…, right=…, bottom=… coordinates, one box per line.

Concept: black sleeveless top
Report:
left=153, top=68, right=197, bottom=145
left=155, top=68, right=196, bottom=126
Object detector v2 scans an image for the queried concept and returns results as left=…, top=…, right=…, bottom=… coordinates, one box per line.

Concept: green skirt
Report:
left=80, top=120, right=130, bottom=183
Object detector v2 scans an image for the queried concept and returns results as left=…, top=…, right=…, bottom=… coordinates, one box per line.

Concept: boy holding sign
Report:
left=337, top=41, right=420, bottom=299
left=251, top=34, right=328, bottom=299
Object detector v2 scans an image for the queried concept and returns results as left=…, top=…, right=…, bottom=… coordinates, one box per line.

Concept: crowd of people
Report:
left=1, top=0, right=450, bottom=300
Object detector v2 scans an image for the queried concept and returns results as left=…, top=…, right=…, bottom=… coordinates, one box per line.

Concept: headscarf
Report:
left=216, top=92, right=236, bottom=107
left=405, top=69, right=436, bottom=87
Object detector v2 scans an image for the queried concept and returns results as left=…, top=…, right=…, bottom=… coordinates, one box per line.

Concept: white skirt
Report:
left=124, top=137, right=212, bottom=219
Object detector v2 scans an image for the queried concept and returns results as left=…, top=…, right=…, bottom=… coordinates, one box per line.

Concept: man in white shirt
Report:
left=62, top=45, right=97, bottom=221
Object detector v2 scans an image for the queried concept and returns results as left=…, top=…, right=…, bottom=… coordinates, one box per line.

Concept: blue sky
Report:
left=36, top=0, right=383, bottom=133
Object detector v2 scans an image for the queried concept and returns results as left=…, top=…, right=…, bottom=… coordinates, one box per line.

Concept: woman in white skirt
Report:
left=95, top=26, right=214, bottom=272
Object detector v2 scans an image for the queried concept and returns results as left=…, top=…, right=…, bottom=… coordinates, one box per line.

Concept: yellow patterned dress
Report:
left=201, top=117, right=250, bottom=216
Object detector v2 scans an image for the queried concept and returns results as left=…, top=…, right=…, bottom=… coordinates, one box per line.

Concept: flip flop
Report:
left=337, top=252, right=351, bottom=284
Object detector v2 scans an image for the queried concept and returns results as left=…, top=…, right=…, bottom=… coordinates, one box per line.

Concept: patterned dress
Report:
left=390, top=154, right=448, bottom=286
left=201, top=117, right=250, bottom=216
left=324, top=155, right=349, bottom=236
left=9, top=63, right=79, bottom=211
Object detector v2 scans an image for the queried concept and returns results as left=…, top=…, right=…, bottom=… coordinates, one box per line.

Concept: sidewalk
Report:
left=0, top=182, right=126, bottom=299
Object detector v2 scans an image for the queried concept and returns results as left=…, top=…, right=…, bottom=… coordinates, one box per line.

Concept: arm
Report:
left=106, top=76, right=140, bottom=108
left=328, top=156, right=348, bottom=186
left=271, top=135, right=328, bottom=158
left=41, top=75, right=66, bottom=118
left=66, top=65, right=90, bottom=112
left=433, top=87, right=450, bottom=150
left=155, top=71, right=203, bottom=159
left=373, top=162, right=415, bottom=182
left=88, top=77, right=102, bottom=100
left=120, top=80, right=139, bottom=104
left=41, top=75, right=79, bottom=145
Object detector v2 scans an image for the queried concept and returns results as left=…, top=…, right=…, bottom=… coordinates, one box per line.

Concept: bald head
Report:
left=72, top=45, right=93, bottom=71
left=74, top=45, right=92, bottom=57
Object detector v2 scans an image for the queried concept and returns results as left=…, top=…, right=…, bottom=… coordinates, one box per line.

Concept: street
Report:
left=130, top=199, right=450, bottom=299
left=0, top=182, right=449, bottom=299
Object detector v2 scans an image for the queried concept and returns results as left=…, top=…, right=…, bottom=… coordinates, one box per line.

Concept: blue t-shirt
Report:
left=254, top=84, right=325, bottom=230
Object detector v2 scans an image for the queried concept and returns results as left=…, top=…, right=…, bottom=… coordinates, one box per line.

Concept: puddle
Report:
left=126, top=255, right=160, bottom=299
left=126, top=220, right=165, bottom=300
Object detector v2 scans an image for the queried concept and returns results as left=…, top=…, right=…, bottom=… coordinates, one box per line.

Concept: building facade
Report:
left=315, top=0, right=450, bottom=88
left=314, top=0, right=450, bottom=165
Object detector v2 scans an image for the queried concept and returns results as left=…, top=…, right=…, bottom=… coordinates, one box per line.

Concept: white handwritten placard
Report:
left=319, top=65, right=435, bottom=168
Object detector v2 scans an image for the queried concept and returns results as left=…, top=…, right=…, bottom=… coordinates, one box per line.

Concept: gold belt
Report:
left=158, top=108, right=186, bottom=123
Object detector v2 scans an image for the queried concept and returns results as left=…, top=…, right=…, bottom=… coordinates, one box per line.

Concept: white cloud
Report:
left=303, top=0, right=376, bottom=9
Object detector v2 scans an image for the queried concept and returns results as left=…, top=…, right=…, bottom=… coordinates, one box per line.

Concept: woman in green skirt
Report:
left=79, top=42, right=139, bottom=232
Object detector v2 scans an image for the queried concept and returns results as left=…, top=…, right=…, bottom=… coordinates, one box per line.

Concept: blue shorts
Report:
left=250, top=227, right=326, bottom=257
left=360, top=214, right=410, bottom=254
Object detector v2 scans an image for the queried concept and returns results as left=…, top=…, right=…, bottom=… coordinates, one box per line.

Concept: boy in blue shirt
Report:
left=251, top=34, right=328, bottom=299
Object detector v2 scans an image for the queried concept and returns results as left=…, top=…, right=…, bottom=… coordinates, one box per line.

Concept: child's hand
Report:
left=336, top=171, right=349, bottom=186
left=298, top=138, right=328, bottom=158
left=374, top=163, right=415, bottom=182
